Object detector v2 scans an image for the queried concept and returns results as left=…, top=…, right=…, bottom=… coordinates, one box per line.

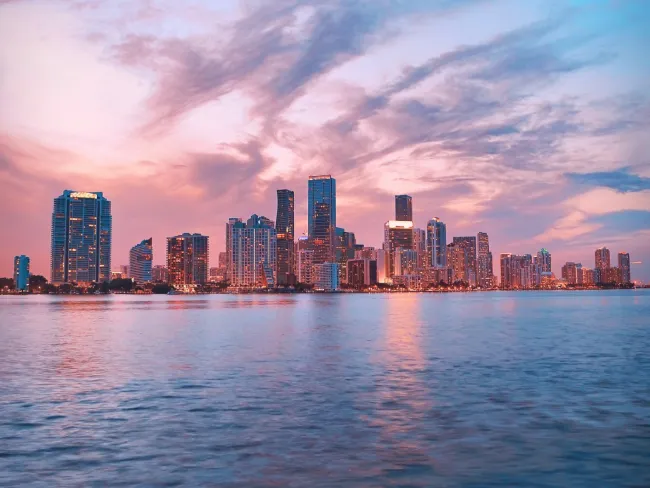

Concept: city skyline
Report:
left=1, top=1, right=649, bottom=280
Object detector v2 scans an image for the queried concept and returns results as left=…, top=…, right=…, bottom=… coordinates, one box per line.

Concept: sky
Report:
left=1, top=0, right=649, bottom=281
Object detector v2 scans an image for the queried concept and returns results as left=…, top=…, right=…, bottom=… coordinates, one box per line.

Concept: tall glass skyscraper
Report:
left=452, top=237, right=477, bottom=286
left=426, top=217, right=447, bottom=268
left=618, top=252, right=631, bottom=283
left=51, top=190, right=112, bottom=284
left=229, top=217, right=277, bottom=287
left=167, top=233, right=209, bottom=285
left=395, top=195, right=413, bottom=221
left=129, top=238, right=153, bottom=282
left=308, top=175, right=336, bottom=265
left=13, top=255, right=30, bottom=291
left=477, top=232, right=493, bottom=288
left=276, top=189, right=295, bottom=284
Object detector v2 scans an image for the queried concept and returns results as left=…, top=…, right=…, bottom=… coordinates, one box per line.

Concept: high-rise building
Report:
left=152, top=265, right=169, bottom=283
left=209, top=267, right=226, bottom=282
left=535, top=248, right=552, bottom=283
left=13, top=255, right=30, bottom=291
left=297, top=236, right=315, bottom=284
left=167, top=233, right=209, bottom=285
left=314, top=262, right=339, bottom=291
left=501, top=253, right=535, bottom=289
left=229, top=216, right=277, bottom=287
left=393, top=248, right=418, bottom=276
left=426, top=218, right=446, bottom=268
left=618, top=252, right=631, bottom=283
left=561, top=262, right=578, bottom=285
left=347, top=259, right=378, bottom=288
left=395, top=194, right=413, bottom=221
left=225, top=218, right=243, bottom=280
left=376, top=249, right=389, bottom=284
left=218, top=252, right=228, bottom=268
left=384, top=220, right=414, bottom=277
left=335, top=227, right=357, bottom=284
left=477, top=232, right=493, bottom=288
left=595, top=247, right=610, bottom=271
left=447, top=242, right=468, bottom=283
left=308, top=175, right=336, bottom=265
left=51, top=190, right=112, bottom=284
left=452, top=237, right=477, bottom=286
left=354, top=247, right=377, bottom=260
left=276, top=189, right=295, bottom=285
left=129, top=238, right=153, bottom=283
left=578, top=267, right=594, bottom=286
left=413, top=228, right=426, bottom=268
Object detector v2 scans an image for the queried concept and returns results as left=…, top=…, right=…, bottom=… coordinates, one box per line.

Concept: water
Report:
left=1, top=291, right=649, bottom=487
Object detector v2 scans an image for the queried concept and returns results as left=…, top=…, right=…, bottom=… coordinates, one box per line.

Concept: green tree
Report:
left=152, top=283, right=172, bottom=294
left=0, top=277, right=15, bottom=291
left=28, top=275, right=48, bottom=293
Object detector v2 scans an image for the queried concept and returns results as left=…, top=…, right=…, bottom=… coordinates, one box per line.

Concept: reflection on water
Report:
left=0, top=291, right=649, bottom=487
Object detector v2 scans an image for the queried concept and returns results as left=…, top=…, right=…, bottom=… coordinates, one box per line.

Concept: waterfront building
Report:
left=276, top=189, right=295, bottom=285
left=393, top=248, right=418, bottom=276
left=447, top=242, right=469, bottom=283
left=167, top=233, right=209, bottom=285
left=618, top=252, right=631, bottom=283
left=501, top=253, right=535, bottom=289
left=452, top=237, right=477, bottom=286
left=347, top=259, right=378, bottom=288
left=426, top=218, right=447, bottom=268
left=13, top=255, right=30, bottom=291
left=218, top=252, right=228, bottom=268
left=152, top=265, right=168, bottom=283
left=225, top=218, right=243, bottom=280
left=561, top=262, right=578, bottom=285
left=51, top=190, right=112, bottom=284
left=297, top=246, right=315, bottom=284
left=376, top=249, right=389, bottom=283
left=336, top=227, right=356, bottom=284
left=395, top=194, right=413, bottom=221
left=120, top=264, right=129, bottom=277
left=392, top=274, right=422, bottom=290
left=534, top=248, right=552, bottom=284
left=577, top=267, right=594, bottom=286
left=384, top=220, right=414, bottom=277
left=308, top=175, right=336, bottom=265
left=314, top=262, right=339, bottom=291
left=477, top=232, right=493, bottom=288
left=229, top=217, right=277, bottom=287
left=594, top=247, right=610, bottom=283
left=129, top=238, right=153, bottom=283
left=354, top=247, right=377, bottom=260
left=413, top=228, right=426, bottom=268
left=209, top=267, right=226, bottom=282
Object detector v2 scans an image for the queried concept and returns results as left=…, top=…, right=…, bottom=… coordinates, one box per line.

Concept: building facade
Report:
left=477, top=232, right=493, bottom=288
left=500, top=253, right=535, bottom=289
left=447, top=242, right=468, bottom=283
left=618, top=252, right=631, bottom=283
left=308, top=175, right=336, bottom=265
left=51, top=190, right=112, bottom=284
left=225, top=218, right=243, bottom=281
left=413, top=228, right=426, bottom=269
left=152, top=265, right=168, bottom=283
left=314, top=262, right=339, bottom=291
left=452, top=237, right=477, bottom=286
left=166, top=233, right=209, bottom=285
left=384, top=221, right=414, bottom=277
left=347, top=259, right=378, bottom=288
left=393, top=248, right=418, bottom=276
left=129, top=238, right=153, bottom=283
left=561, top=262, right=578, bottom=285
left=229, top=216, right=277, bottom=287
left=426, top=218, right=447, bottom=268
left=276, top=189, right=295, bottom=285
left=594, top=247, right=611, bottom=283
left=395, top=194, right=413, bottom=221
left=13, top=255, right=30, bottom=291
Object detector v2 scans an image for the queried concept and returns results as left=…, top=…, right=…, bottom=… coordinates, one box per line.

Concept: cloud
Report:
left=565, top=169, right=650, bottom=193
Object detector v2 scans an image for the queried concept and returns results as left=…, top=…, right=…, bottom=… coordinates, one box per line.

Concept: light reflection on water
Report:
left=0, top=291, right=649, bottom=487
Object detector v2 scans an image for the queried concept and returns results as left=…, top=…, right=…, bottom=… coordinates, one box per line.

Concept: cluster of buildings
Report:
left=4, top=180, right=635, bottom=292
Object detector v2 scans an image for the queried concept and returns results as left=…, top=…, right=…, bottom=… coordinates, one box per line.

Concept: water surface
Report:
left=1, top=291, right=649, bottom=486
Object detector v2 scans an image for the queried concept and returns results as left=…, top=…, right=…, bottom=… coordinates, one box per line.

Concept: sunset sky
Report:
left=1, top=0, right=649, bottom=280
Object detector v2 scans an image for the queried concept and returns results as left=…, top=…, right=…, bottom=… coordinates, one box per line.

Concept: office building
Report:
left=13, top=255, right=30, bottom=291
left=413, top=228, right=426, bottom=268
left=276, top=189, right=295, bottom=285
left=500, top=253, right=535, bottom=289
left=355, top=247, right=377, bottom=260
left=218, top=252, right=228, bottom=268
left=376, top=249, right=389, bottom=283
left=594, top=247, right=610, bottom=284
left=477, top=232, right=493, bottom=288
left=51, top=190, right=112, bottom=284
left=393, top=248, right=418, bottom=276
left=395, top=194, right=413, bottom=221
left=297, top=245, right=315, bottom=284
left=447, top=242, right=469, bottom=283
left=561, top=262, right=578, bottom=285
left=209, top=267, right=226, bottom=282
left=129, top=238, right=153, bottom=283
left=152, top=265, right=168, bottom=283
left=308, top=175, right=336, bottom=265
left=167, top=233, right=209, bottom=285
left=225, top=218, right=243, bottom=280
left=452, top=236, right=477, bottom=286
left=618, top=252, right=631, bottom=283
left=577, top=267, right=594, bottom=286
left=229, top=216, right=277, bottom=287
left=536, top=248, right=552, bottom=273
left=384, top=220, right=414, bottom=276
left=347, top=259, right=378, bottom=288
left=426, top=218, right=446, bottom=268
left=314, top=262, right=339, bottom=291
left=336, top=227, right=356, bottom=284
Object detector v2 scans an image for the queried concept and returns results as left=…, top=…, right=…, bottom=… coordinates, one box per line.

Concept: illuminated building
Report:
left=577, top=267, right=594, bottom=286
left=392, top=274, right=422, bottom=289
left=426, top=218, right=446, bottom=268
left=413, top=228, right=426, bottom=268
left=308, top=175, right=336, bottom=265
left=477, top=232, right=493, bottom=288
left=393, top=248, right=418, bottom=276
left=452, top=237, right=477, bottom=286
left=395, top=194, right=413, bottom=221
left=218, top=252, right=228, bottom=268
left=13, top=255, right=30, bottom=291
left=166, top=233, right=209, bottom=285
left=376, top=249, right=389, bottom=283
left=561, top=262, right=578, bottom=285
left=51, top=190, right=112, bottom=284
left=447, top=242, right=468, bottom=283
left=209, top=267, right=226, bottom=282
left=297, top=244, right=315, bottom=284
left=384, top=220, right=414, bottom=277
left=534, top=248, right=552, bottom=284
left=314, top=262, right=339, bottom=291
left=229, top=216, right=277, bottom=287
left=594, top=247, right=610, bottom=283
left=336, top=227, right=356, bottom=284
left=500, top=253, right=534, bottom=289
left=225, top=218, right=242, bottom=280
left=618, top=252, right=631, bottom=283
left=152, top=265, right=168, bottom=283
left=355, top=247, right=377, bottom=260
left=276, top=189, right=295, bottom=285
left=129, top=238, right=152, bottom=283
left=347, top=259, right=377, bottom=288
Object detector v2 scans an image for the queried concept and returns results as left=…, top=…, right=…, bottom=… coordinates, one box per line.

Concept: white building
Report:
left=314, top=262, right=339, bottom=291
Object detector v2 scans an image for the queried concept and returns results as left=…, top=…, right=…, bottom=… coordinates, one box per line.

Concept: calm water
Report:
left=1, top=291, right=649, bottom=487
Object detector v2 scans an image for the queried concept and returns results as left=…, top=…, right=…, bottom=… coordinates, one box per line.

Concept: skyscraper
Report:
left=129, top=238, right=153, bottom=283
left=536, top=248, right=552, bottom=272
left=447, top=242, right=468, bottom=283
left=276, top=189, right=295, bottom=285
left=595, top=247, right=611, bottom=283
left=426, top=218, right=446, bottom=268
left=384, top=220, right=414, bottom=277
left=561, top=262, right=578, bottom=285
left=308, top=175, right=336, bottom=265
left=501, top=253, right=535, bottom=289
left=618, top=252, right=631, bottom=283
left=167, top=233, right=209, bottom=285
left=413, top=228, right=426, bottom=268
left=230, top=216, right=277, bottom=287
left=395, top=194, right=413, bottom=221
left=13, top=255, right=30, bottom=291
left=452, top=237, right=477, bottom=286
left=51, top=190, right=112, bottom=284
left=225, top=218, right=243, bottom=280
left=393, top=248, right=418, bottom=276
left=477, top=232, right=493, bottom=288
left=347, top=258, right=378, bottom=288
left=152, top=265, right=169, bottom=283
